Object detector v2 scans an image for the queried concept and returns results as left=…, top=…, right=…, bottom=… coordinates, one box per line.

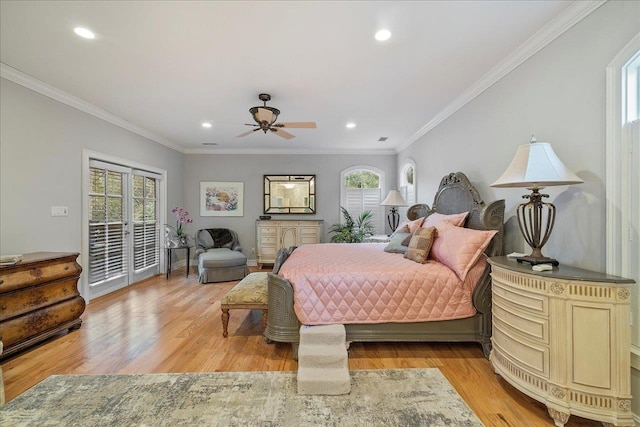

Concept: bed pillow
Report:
left=383, top=232, right=411, bottom=254
left=394, top=217, right=425, bottom=235
left=403, top=226, right=437, bottom=264
left=422, top=212, right=468, bottom=229
left=430, top=222, right=497, bottom=281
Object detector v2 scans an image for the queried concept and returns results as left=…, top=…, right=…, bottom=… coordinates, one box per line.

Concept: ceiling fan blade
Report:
left=237, top=128, right=261, bottom=138
left=271, top=128, right=295, bottom=140
left=256, top=107, right=275, bottom=124
left=277, top=122, right=317, bottom=129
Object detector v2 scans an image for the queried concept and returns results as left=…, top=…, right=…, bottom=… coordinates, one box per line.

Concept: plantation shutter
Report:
left=398, top=184, right=415, bottom=220
left=88, top=161, right=129, bottom=285
left=132, top=170, right=160, bottom=272
left=344, top=188, right=382, bottom=234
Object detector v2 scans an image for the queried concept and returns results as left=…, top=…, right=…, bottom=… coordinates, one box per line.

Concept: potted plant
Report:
left=329, top=207, right=375, bottom=243
left=166, top=206, right=193, bottom=247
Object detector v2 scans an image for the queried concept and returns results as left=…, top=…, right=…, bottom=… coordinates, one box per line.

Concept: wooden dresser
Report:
left=488, top=256, right=635, bottom=427
left=0, top=252, right=85, bottom=359
left=256, top=220, right=323, bottom=267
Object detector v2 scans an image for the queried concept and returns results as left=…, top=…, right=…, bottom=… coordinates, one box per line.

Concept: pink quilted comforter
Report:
left=278, top=243, right=486, bottom=325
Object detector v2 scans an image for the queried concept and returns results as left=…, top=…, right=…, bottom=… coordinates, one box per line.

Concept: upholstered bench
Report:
left=221, top=272, right=268, bottom=338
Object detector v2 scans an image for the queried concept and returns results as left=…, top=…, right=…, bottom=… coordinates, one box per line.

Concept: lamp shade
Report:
left=380, top=190, right=408, bottom=206
left=491, top=141, right=583, bottom=188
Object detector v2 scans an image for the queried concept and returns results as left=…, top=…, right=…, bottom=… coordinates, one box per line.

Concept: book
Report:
left=0, top=254, right=23, bottom=266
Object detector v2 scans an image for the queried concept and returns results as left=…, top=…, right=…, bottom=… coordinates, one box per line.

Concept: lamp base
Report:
left=516, top=256, right=559, bottom=266
left=387, top=208, right=400, bottom=232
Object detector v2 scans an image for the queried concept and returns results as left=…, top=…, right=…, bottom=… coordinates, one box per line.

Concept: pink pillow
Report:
left=430, top=222, right=497, bottom=281
left=395, top=217, right=425, bottom=234
left=422, top=212, right=468, bottom=229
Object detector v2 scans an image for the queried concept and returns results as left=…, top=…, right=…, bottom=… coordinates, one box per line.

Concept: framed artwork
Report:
left=200, top=181, right=244, bottom=216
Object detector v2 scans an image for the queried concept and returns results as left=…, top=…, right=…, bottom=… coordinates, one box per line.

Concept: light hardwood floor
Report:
left=2, top=267, right=601, bottom=426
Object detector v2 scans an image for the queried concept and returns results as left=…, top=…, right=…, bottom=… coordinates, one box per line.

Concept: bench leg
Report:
left=221, top=308, right=230, bottom=338
left=261, top=309, right=268, bottom=330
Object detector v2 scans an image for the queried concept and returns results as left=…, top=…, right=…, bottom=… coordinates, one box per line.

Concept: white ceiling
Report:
left=1, top=1, right=595, bottom=154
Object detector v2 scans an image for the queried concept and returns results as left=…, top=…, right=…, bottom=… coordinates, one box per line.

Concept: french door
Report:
left=86, top=159, right=162, bottom=300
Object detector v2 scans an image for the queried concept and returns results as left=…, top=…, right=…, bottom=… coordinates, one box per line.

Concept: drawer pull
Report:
left=1, top=305, right=6, bottom=310
left=0, top=279, right=3, bottom=284
left=63, top=287, right=68, bottom=292
left=65, top=266, right=69, bottom=270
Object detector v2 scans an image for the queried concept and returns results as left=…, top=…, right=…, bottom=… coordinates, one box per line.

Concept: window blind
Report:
left=88, top=166, right=127, bottom=285
left=132, top=173, right=159, bottom=271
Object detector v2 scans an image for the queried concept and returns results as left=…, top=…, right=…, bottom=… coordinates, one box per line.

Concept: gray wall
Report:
left=183, top=153, right=397, bottom=260
left=398, top=0, right=640, bottom=271
left=0, top=78, right=185, bottom=256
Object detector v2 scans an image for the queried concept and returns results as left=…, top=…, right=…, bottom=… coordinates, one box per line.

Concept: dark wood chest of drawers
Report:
left=0, top=252, right=85, bottom=359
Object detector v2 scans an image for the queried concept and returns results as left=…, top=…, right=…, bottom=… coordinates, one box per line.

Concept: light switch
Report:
left=51, top=206, right=68, bottom=216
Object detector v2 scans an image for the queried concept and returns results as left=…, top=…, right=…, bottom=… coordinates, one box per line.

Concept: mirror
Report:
left=264, top=175, right=316, bottom=214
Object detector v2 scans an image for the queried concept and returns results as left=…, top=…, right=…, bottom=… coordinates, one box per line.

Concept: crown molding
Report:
left=396, top=0, right=607, bottom=153
left=1, top=63, right=185, bottom=153
left=184, top=147, right=397, bottom=156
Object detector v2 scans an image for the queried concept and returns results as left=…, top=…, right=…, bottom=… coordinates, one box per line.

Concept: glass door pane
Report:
left=131, top=173, right=159, bottom=282
left=88, top=165, right=129, bottom=298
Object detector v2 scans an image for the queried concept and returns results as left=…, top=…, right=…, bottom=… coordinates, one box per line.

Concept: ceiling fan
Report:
left=237, top=93, right=317, bottom=140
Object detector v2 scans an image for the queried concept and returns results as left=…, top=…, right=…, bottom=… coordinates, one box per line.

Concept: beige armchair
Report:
left=196, top=228, right=248, bottom=283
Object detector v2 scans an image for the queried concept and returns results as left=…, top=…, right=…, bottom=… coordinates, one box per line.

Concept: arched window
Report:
left=399, top=159, right=417, bottom=220
left=340, top=166, right=385, bottom=234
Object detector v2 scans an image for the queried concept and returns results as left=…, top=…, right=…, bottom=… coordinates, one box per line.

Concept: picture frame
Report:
left=200, top=181, right=244, bottom=216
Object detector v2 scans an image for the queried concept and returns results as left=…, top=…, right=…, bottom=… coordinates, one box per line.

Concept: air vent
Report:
left=378, top=137, right=388, bottom=142
left=202, top=142, right=218, bottom=146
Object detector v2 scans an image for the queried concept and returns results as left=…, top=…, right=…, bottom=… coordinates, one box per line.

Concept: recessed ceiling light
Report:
left=346, top=123, right=356, bottom=129
left=74, top=27, right=95, bottom=39
left=375, top=29, right=391, bottom=41
left=202, top=122, right=212, bottom=128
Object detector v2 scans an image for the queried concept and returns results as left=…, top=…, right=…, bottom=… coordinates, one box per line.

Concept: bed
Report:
left=264, top=172, right=505, bottom=358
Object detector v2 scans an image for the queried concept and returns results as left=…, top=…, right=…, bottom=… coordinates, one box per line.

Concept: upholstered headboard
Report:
left=406, top=172, right=505, bottom=257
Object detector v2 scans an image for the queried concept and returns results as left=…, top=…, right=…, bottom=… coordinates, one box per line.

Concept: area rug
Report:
left=1, top=369, right=483, bottom=426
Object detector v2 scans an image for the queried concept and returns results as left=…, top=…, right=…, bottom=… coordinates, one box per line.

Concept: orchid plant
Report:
left=171, top=206, right=193, bottom=237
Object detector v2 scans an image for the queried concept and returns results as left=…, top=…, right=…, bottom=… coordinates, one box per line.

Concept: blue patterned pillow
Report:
left=383, top=232, right=411, bottom=254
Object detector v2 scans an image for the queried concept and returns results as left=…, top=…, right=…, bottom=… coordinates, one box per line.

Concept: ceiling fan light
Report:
left=250, top=106, right=280, bottom=125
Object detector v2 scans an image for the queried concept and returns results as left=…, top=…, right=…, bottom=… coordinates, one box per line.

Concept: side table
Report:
left=488, top=256, right=635, bottom=426
left=166, top=245, right=191, bottom=279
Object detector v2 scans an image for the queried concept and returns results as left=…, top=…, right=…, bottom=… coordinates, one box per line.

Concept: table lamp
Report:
left=380, top=190, right=408, bottom=232
left=491, top=136, right=583, bottom=266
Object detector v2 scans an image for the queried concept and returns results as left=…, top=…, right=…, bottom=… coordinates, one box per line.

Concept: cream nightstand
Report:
left=488, top=256, right=635, bottom=427
left=256, top=220, right=323, bottom=268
